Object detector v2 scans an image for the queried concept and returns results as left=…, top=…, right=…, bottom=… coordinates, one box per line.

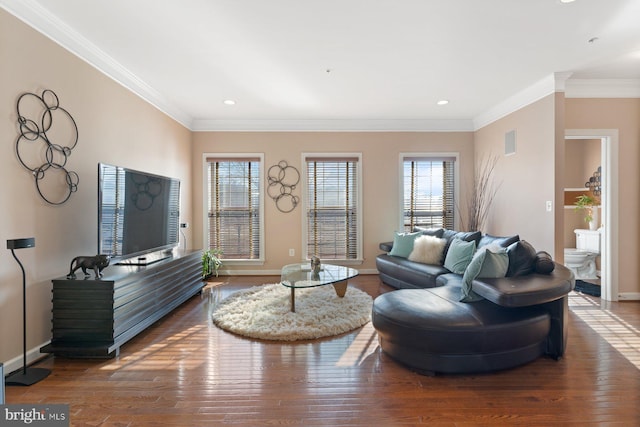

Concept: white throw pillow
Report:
left=408, top=235, right=447, bottom=265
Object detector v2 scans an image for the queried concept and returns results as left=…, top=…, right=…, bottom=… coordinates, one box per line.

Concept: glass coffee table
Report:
left=280, top=263, right=359, bottom=312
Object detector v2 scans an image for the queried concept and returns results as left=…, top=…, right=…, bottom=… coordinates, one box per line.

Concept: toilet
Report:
left=564, top=229, right=601, bottom=280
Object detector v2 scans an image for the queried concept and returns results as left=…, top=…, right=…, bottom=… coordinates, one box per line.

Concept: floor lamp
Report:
left=5, top=238, right=51, bottom=386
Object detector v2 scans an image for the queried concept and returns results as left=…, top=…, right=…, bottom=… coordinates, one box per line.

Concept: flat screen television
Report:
left=98, top=163, right=180, bottom=265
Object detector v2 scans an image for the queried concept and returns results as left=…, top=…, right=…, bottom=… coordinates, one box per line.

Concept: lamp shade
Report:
left=7, top=238, right=35, bottom=250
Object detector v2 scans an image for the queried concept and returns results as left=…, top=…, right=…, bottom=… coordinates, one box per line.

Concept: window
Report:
left=401, top=155, right=456, bottom=232
left=206, top=155, right=263, bottom=261
left=303, top=154, right=362, bottom=261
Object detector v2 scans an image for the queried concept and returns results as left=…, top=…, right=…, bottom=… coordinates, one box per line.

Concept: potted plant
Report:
left=574, top=195, right=598, bottom=230
left=202, top=249, right=223, bottom=279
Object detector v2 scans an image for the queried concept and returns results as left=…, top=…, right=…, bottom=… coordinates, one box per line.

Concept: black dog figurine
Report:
left=67, top=254, right=111, bottom=279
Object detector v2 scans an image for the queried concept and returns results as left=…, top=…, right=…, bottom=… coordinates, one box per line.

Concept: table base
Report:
left=289, top=280, right=349, bottom=312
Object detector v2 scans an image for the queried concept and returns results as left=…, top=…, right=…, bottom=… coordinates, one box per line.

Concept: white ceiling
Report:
left=3, top=0, right=640, bottom=131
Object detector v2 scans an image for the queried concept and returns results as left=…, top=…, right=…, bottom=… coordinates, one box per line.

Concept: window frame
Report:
left=301, top=152, right=363, bottom=265
left=203, top=153, right=265, bottom=265
left=398, top=153, right=460, bottom=232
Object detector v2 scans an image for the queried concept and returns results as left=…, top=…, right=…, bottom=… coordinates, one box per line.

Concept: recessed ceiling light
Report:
left=223, top=99, right=236, bottom=106
left=437, top=100, right=449, bottom=106
left=560, top=0, right=576, bottom=3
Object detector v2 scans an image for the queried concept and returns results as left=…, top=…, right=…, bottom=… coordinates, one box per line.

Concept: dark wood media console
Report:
left=41, top=250, right=203, bottom=358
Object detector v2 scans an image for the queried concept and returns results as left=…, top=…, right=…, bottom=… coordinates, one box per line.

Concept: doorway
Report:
left=565, top=130, right=618, bottom=302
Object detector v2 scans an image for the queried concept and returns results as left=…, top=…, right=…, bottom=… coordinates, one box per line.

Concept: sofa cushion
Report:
left=389, top=231, right=421, bottom=258
left=461, top=247, right=509, bottom=302
left=413, top=227, right=445, bottom=238
left=444, top=238, right=476, bottom=274
left=506, top=240, right=537, bottom=277
left=534, top=251, right=555, bottom=274
left=371, top=287, right=552, bottom=374
left=471, top=264, right=574, bottom=307
left=478, top=234, right=520, bottom=249
left=376, top=254, right=448, bottom=289
left=442, top=229, right=482, bottom=260
left=408, top=235, right=446, bottom=265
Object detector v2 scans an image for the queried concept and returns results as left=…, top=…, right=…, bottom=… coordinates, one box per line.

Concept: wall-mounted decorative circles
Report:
left=585, top=166, right=601, bottom=197
left=267, top=160, right=300, bottom=213
left=15, top=89, right=79, bottom=205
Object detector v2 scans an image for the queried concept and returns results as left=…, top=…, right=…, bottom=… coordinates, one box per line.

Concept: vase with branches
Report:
left=459, top=155, right=501, bottom=232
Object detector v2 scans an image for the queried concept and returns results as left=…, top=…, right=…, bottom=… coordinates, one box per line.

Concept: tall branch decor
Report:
left=460, top=155, right=501, bottom=232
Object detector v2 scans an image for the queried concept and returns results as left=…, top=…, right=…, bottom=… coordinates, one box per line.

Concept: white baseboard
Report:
left=618, top=292, right=640, bottom=301
left=2, top=341, right=50, bottom=377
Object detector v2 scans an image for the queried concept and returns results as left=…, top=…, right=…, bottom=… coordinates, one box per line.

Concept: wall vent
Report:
left=505, top=130, right=516, bottom=156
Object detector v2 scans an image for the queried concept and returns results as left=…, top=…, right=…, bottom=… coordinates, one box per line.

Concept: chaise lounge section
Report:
left=372, top=228, right=575, bottom=375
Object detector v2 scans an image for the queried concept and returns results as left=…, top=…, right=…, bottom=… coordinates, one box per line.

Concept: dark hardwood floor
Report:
left=6, top=275, right=640, bottom=426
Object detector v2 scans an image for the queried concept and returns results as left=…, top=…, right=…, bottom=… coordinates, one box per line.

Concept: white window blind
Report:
left=402, top=157, right=455, bottom=232
left=305, top=156, right=360, bottom=260
left=207, top=157, right=261, bottom=260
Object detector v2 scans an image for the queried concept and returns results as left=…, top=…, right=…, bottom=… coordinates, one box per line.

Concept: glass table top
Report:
left=280, top=263, right=359, bottom=289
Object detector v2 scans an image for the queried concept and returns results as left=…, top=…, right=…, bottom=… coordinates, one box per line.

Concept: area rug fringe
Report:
left=212, top=283, right=373, bottom=341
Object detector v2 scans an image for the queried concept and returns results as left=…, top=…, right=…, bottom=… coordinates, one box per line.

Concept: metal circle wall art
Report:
left=15, top=89, right=79, bottom=205
left=585, top=166, right=602, bottom=197
left=267, top=160, right=300, bottom=213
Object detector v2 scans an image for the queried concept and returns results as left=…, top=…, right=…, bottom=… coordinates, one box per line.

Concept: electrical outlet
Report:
left=545, top=201, right=552, bottom=212
left=289, top=248, right=295, bottom=257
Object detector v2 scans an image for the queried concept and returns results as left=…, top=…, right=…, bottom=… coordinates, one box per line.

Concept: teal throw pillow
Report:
left=461, top=247, right=509, bottom=302
left=388, top=231, right=421, bottom=258
left=478, top=248, right=509, bottom=278
left=443, top=238, right=476, bottom=275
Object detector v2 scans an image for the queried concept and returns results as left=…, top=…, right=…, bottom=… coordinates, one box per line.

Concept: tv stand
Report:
left=116, top=249, right=174, bottom=266
left=41, top=250, right=203, bottom=358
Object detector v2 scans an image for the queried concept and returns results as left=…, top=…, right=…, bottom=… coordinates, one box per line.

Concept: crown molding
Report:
left=565, top=79, right=640, bottom=98
left=0, top=0, right=193, bottom=129
left=472, top=73, right=572, bottom=131
left=473, top=74, right=640, bottom=130
left=191, top=118, right=475, bottom=132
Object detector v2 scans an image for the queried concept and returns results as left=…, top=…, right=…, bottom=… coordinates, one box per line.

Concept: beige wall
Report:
left=0, top=10, right=192, bottom=366
left=473, top=94, right=559, bottom=254
left=563, top=139, right=601, bottom=248
left=564, top=139, right=601, bottom=189
left=192, top=132, right=474, bottom=273
left=565, top=98, right=640, bottom=295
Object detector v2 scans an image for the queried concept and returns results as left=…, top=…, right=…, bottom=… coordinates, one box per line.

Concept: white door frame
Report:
left=565, top=129, right=618, bottom=302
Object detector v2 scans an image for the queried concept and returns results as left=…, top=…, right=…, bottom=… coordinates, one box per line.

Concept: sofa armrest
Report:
left=379, top=241, right=393, bottom=252
left=472, top=263, right=574, bottom=307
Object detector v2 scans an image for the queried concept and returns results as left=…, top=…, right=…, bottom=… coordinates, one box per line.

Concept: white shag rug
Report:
left=212, top=283, right=373, bottom=341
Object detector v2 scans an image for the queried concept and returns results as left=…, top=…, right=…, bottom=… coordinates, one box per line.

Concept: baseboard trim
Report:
left=618, top=292, right=640, bottom=301
left=3, top=340, right=51, bottom=377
